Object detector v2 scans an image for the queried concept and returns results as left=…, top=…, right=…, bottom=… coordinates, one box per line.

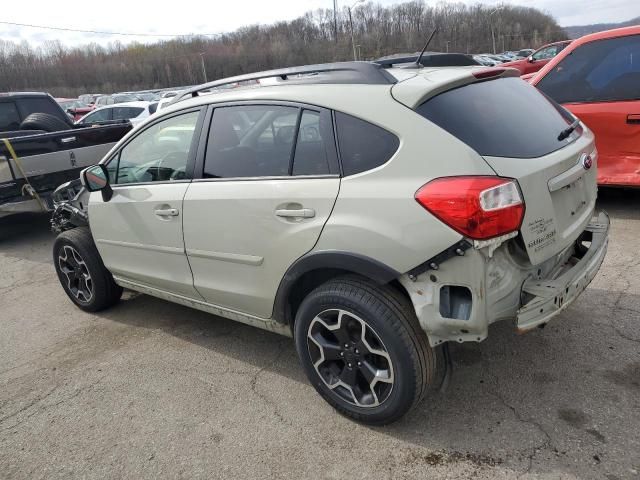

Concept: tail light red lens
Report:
left=415, top=176, right=525, bottom=240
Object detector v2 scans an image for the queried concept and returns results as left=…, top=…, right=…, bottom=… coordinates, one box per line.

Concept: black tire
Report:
left=53, top=227, right=122, bottom=312
left=294, top=275, right=441, bottom=425
left=20, top=112, right=72, bottom=132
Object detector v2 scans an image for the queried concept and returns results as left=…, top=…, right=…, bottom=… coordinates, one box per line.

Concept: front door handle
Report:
left=627, top=114, right=640, bottom=125
left=154, top=208, right=179, bottom=217
left=275, top=208, right=315, bottom=218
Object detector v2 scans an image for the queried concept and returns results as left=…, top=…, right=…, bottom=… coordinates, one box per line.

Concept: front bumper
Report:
left=516, top=211, right=609, bottom=331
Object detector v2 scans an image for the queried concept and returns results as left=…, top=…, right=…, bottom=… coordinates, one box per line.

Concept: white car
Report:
left=472, top=55, right=500, bottom=67
left=76, top=101, right=158, bottom=127
left=157, top=90, right=185, bottom=110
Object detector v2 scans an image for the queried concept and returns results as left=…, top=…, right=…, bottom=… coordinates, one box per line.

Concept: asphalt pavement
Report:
left=1, top=188, right=639, bottom=479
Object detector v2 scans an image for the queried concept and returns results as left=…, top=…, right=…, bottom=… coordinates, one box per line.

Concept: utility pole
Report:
left=333, top=0, right=338, bottom=43
left=348, top=0, right=363, bottom=60
left=489, top=6, right=504, bottom=55
left=199, top=53, right=207, bottom=83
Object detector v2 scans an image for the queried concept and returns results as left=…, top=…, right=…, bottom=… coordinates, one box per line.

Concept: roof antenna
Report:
left=416, top=28, right=438, bottom=67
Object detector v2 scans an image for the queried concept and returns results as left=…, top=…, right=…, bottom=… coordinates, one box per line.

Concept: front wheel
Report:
left=294, top=275, right=440, bottom=425
left=53, top=227, right=122, bottom=312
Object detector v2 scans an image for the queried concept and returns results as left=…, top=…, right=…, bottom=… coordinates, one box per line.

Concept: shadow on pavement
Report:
left=95, top=282, right=639, bottom=477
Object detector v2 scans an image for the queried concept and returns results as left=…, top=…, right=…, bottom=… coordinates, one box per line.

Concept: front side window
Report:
left=80, top=108, right=112, bottom=124
left=110, top=111, right=199, bottom=185
left=537, top=35, right=640, bottom=104
left=532, top=45, right=561, bottom=61
left=204, top=105, right=299, bottom=178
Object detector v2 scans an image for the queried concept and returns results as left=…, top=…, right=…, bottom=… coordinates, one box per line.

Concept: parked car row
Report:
left=473, top=42, right=572, bottom=76
left=56, top=87, right=193, bottom=122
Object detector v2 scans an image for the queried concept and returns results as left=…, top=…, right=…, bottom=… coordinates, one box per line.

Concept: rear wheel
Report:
left=294, top=275, right=440, bottom=425
left=53, top=227, right=122, bottom=312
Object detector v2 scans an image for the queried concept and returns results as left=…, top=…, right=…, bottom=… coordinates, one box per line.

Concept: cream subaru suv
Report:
left=51, top=62, right=609, bottom=424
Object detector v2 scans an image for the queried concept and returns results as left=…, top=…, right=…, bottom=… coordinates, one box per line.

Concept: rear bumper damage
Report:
left=400, top=211, right=610, bottom=346
left=516, top=211, right=609, bottom=331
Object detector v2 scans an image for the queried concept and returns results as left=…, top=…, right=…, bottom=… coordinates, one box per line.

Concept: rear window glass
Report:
left=335, top=112, right=399, bottom=176
left=18, top=98, right=63, bottom=119
left=416, top=77, right=576, bottom=159
left=0, top=102, right=21, bottom=131
left=537, top=35, right=640, bottom=104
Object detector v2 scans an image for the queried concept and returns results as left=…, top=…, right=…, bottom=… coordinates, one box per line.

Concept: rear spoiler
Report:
left=375, top=53, right=480, bottom=68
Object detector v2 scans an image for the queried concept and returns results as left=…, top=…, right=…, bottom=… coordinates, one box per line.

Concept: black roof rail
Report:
left=374, top=53, right=480, bottom=68
left=172, top=62, right=397, bottom=103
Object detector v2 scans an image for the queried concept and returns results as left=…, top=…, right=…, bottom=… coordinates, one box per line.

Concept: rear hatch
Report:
left=398, top=70, right=597, bottom=265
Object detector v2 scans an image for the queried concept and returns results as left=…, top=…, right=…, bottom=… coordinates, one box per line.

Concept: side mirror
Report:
left=81, top=164, right=113, bottom=202
left=528, top=55, right=534, bottom=63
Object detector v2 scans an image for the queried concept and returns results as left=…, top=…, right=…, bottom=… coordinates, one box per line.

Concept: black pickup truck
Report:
left=0, top=92, right=132, bottom=218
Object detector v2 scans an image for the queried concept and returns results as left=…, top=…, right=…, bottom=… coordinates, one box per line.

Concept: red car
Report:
left=56, top=98, right=93, bottom=121
left=531, top=26, right=640, bottom=187
left=501, top=40, right=572, bottom=75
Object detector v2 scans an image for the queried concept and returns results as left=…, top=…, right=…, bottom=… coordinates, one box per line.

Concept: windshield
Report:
left=416, top=77, right=579, bottom=159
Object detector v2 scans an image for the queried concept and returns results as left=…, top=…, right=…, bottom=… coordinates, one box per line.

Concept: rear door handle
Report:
left=627, top=114, right=640, bottom=125
left=275, top=208, right=316, bottom=218
left=154, top=208, right=179, bottom=217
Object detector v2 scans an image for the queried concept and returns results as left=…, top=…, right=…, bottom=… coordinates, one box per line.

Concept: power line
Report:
left=0, top=20, right=224, bottom=38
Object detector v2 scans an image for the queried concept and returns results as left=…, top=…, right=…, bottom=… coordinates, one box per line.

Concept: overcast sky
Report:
left=1, top=0, right=638, bottom=48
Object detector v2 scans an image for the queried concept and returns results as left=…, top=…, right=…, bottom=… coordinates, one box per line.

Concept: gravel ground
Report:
left=1, top=188, right=639, bottom=480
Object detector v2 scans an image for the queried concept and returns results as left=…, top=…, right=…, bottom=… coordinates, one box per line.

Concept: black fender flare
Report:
left=272, top=250, right=401, bottom=324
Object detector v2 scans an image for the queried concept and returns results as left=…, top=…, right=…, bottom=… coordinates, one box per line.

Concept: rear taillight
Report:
left=415, top=176, right=525, bottom=240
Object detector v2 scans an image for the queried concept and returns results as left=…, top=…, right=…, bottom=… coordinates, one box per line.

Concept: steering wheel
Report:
left=154, top=151, right=186, bottom=181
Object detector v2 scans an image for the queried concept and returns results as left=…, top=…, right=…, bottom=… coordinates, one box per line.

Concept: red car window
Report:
left=537, top=35, right=640, bottom=104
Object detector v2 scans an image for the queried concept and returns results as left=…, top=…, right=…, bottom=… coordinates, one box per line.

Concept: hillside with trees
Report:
left=564, top=16, right=640, bottom=39
left=0, top=1, right=566, bottom=96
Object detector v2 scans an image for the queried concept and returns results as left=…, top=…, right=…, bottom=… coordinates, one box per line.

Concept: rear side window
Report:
left=335, top=112, right=399, bottom=176
left=17, top=98, right=63, bottom=119
left=112, top=107, right=144, bottom=120
left=537, top=35, right=640, bottom=104
left=292, top=110, right=332, bottom=176
left=416, top=77, right=576, bottom=159
left=0, top=102, right=21, bottom=131
left=204, top=105, right=298, bottom=178
left=204, top=105, right=337, bottom=178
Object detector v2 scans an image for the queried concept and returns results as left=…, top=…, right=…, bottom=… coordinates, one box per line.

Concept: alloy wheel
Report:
left=58, top=245, right=93, bottom=304
left=306, top=309, right=394, bottom=407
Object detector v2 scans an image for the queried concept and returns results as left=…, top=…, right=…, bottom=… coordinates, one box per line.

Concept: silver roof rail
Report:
left=171, top=61, right=397, bottom=104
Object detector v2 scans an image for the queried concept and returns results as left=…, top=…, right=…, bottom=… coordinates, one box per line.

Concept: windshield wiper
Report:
left=558, top=118, right=581, bottom=141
